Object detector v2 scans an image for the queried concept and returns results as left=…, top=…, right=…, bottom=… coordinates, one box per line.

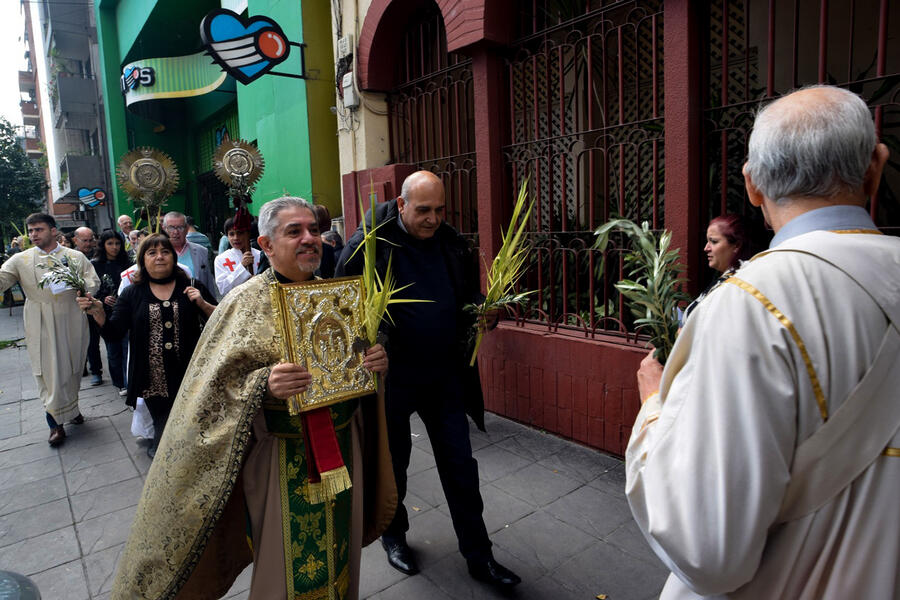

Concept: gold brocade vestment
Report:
left=111, top=270, right=396, bottom=600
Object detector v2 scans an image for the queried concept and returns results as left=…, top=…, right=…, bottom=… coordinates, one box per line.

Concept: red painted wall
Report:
left=479, top=324, right=645, bottom=457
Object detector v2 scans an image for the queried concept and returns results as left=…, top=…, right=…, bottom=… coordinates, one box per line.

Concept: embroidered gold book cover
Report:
left=269, top=276, right=375, bottom=414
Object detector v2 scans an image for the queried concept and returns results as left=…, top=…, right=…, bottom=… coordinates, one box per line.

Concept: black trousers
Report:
left=86, top=317, right=103, bottom=376
left=144, top=396, right=172, bottom=451
left=382, top=374, right=492, bottom=562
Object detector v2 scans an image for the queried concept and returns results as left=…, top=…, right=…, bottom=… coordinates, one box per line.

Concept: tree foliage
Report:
left=0, top=117, right=47, bottom=245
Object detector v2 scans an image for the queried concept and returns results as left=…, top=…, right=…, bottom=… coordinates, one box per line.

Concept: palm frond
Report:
left=469, top=178, right=535, bottom=366
left=38, top=255, right=87, bottom=295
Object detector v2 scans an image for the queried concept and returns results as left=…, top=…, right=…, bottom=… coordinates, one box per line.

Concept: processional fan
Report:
left=116, top=147, right=180, bottom=231
left=213, top=139, right=265, bottom=232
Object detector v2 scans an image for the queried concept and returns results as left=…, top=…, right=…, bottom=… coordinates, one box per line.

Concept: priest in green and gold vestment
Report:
left=111, top=197, right=396, bottom=600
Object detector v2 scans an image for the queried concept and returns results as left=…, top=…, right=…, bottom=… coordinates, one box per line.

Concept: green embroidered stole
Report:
left=263, top=398, right=359, bottom=600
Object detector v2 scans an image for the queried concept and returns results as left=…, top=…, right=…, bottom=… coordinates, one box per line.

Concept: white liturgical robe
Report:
left=214, top=246, right=260, bottom=296
left=626, top=216, right=900, bottom=599
left=0, top=245, right=99, bottom=422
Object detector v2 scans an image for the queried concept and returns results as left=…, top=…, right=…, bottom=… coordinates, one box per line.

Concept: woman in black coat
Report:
left=80, top=234, right=217, bottom=457
left=91, top=230, right=133, bottom=394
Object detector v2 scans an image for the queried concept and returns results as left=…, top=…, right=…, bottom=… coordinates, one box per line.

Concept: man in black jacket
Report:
left=336, top=170, right=520, bottom=590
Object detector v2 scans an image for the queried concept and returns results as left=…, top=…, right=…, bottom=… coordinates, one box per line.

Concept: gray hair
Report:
left=162, top=211, right=186, bottom=224
left=258, top=196, right=315, bottom=238
left=745, top=85, right=876, bottom=202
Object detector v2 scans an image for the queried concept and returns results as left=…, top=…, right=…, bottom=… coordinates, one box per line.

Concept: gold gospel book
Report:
left=269, top=276, right=376, bottom=415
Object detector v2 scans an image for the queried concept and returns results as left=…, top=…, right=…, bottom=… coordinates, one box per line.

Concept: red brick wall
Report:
left=479, top=324, right=645, bottom=456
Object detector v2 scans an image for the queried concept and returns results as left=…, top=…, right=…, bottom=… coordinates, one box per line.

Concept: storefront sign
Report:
left=77, top=187, right=106, bottom=208
left=200, top=8, right=306, bottom=85
left=120, top=53, right=227, bottom=106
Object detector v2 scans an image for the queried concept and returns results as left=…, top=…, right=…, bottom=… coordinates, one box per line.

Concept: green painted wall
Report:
left=238, top=0, right=340, bottom=217
left=301, top=0, right=341, bottom=218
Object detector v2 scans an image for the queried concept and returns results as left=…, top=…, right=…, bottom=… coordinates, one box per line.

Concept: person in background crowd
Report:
left=127, top=228, right=148, bottom=261
left=73, top=226, right=103, bottom=385
left=162, top=212, right=217, bottom=297
left=0, top=213, right=99, bottom=446
left=214, top=217, right=261, bottom=297
left=312, top=204, right=336, bottom=278
left=682, top=214, right=754, bottom=323
left=91, top=230, right=133, bottom=397
left=627, top=85, right=899, bottom=599
left=322, top=230, right=344, bottom=254
left=117, top=214, right=134, bottom=253
left=8, top=238, right=22, bottom=254
left=185, top=215, right=214, bottom=254
left=56, top=233, right=70, bottom=248
left=79, top=233, right=216, bottom=458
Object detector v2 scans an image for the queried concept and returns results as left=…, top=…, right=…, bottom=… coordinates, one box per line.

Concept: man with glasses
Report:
left=162, top=211, right=217, bottom=298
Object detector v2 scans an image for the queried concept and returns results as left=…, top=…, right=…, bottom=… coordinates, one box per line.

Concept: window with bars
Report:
left=504, top=0, right=665, bottom=336
left=386, top=2, right=478, bottom=237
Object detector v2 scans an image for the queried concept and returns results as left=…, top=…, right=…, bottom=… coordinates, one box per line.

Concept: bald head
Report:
left=117, top=214, right=133, bottom=235
left=73, top=227, right=96, bottom=256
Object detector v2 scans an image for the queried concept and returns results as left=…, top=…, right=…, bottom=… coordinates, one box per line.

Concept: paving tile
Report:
left=360, top=541, right=411, bottom=598
left=70, top=476, right=144, bottom=523
left=0, top=497, right=72, bottom=548
left=60, top=439, right=130, bottom=473
left=0, top=475, right=67, bottom=516
left=84, top=542, right=125, bottom=596
left=406, top=466, right=446, bottom=509
left=66, top=456, right=140, bottom=494
left=587, top=463, right=626, bottom=496
left=0, top=422, right=20, bottom=439
left=29, top=559, right=90, bottom=600
left=495, top=428, right=571, bottom=462
left=538, top=444, right=620, bottom=484
left=0, top=437, right=59, bottom=469
left=0, top=403, right=18, bottom=425
left=367, top=570, right=455, bottom=600
left=0, top=525, right=80, bottom=575
left=55, top=422, right=123, bottom=454
left=426, top=545, right=533, bottom=600
left=550, top=539, right=668, bottom=600
left=404, top=489, right=438, bottom=518
left=544, top=483, right=634, bottom=539
left=470, top=412, right=526, bottom=444
left=491, top=510, right=595, bottom=573
left=75, top=505, right=136, bottom=555
left=0, top=428, right=46, bottom=452
left=407, top=444, right=434, bottom=476
left=491, top=463, right=581, bottom=508
left=471, top=444, right=531, bottom=483
left=0, top=455, right=61, bottom=491
left=435, top=483, right=535, bottom=536
left=603, top=518, right=667, bottom=569
left=401, top=506, right=461, bottom=570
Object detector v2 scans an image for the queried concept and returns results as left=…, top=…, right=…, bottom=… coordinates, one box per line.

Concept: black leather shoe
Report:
left=381, top=537, right=419, bottom=575
left=70, top=414, right=84, bottom=425
left=467, top=558, right=521, bottom=589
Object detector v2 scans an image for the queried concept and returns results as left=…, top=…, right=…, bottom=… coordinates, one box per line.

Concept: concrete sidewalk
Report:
left=0, top=306, right=667, bottom=599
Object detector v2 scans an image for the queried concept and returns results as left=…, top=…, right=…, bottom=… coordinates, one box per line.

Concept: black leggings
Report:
left=143, top=396, right=173, bottom=450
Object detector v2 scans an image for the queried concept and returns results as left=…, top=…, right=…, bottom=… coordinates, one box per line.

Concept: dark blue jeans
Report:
left=105, top=338, right=128, bottom=389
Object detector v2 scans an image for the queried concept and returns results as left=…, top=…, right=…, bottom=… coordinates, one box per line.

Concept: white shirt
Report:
left=214, top=247, right=260, bottom=296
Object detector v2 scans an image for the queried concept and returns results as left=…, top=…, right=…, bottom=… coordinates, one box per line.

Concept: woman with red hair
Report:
left=683, top=214, right=752, bottom=322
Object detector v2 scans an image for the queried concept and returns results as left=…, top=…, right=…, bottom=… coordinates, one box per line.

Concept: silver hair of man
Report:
left=162, top=211, right=186, bottom=224
left=257, top=196, right=316, bottom=239
left=745, top=85, right=876, bottom=204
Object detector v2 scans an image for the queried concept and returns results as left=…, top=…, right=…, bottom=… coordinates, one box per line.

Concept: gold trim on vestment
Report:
left=883, top=447, right=900, bottom=457
left=326, top=501, right=336, bottom=600
left=279, top=438, right=295, bottom=599
left=726, top=277, right=828, bottom=421
left=830, top=229, right=883, bottom=235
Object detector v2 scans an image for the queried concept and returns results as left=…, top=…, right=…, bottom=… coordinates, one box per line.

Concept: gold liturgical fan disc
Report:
left=116, top=147, right=180, bottom=204
left=213, top=139, right=265, bottom=187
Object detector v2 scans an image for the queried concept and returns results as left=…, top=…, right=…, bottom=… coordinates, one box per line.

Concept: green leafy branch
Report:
left=594, top=218, right=689, bottom=364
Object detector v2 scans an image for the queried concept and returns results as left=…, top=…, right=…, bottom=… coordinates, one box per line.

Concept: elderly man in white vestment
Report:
left=0, top=213, right=99, bottom=446
left=626, top=85, right=900, bottom=599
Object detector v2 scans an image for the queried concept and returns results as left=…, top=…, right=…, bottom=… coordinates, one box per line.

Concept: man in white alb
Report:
left=214, top=217, right=261, bottom=296
left=626, top=85, right=900, bottom=599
